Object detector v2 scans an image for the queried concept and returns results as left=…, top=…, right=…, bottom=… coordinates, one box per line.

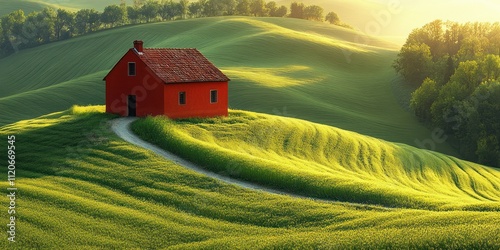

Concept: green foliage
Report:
left=289, top=1, right=304, bottom=19
left=250, top=0, right=267, bottom=17
left=55, top=8, right=75, bottom=39
left=481, top=54, right=500, bottom=80
left=303, top=5, right=323, bottom=22
left=74, top=8, right=100, bottom=34
left=393, top=43, right=432, bottom=84
left=394, top=21, right=500, bottom=85
left=266, top=1, right=278, bottom=17
left=325, top=11, right=339, bottom=25
left=140, top=0, right=160, bottom=22
left=236, top=0, right=251, bottom=15
left=132, top=110, right=500, bottom=210
left=410, top=78, right=439, bottom=121
left=101, top=5, right=126, bottom=27
left=399, top=20, right=500, bottom=167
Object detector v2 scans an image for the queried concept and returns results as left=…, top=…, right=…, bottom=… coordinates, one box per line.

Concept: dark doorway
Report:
left=128, top=95, right=136, bottom=117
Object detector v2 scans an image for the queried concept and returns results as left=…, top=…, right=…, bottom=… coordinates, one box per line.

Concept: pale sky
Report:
left=337, top=0, right=500, bottom=45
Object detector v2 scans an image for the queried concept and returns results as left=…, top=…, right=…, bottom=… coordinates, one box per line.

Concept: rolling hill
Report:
left=133, top=110, right=500, bottom=210
left=0, top=0, right=48, bottom=16
left=0, top=106, right=498, bottom=249
left=0, top=16, right=456, bottom=155
left=37, top=0, right=132, bottom=11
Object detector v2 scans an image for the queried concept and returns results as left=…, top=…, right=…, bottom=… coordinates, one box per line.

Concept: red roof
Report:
left=137, top=48, right=229, bottom=83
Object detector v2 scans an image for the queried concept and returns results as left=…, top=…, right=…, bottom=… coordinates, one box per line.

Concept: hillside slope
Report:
left=0, top=106, right=498, bottom=249
left=133, top=110, right=500, bottom=210
left=0, top=0, right=47, bottom=16
left=37, top=0, right=131, bottom=11
left=0, top=16, right=453, bottom=154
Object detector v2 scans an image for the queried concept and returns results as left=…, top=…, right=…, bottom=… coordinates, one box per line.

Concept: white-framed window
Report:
left=128, top=62, right=136, bottom=76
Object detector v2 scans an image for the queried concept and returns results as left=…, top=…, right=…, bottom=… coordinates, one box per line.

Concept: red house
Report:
left=104, top=40, right=230, bottom=119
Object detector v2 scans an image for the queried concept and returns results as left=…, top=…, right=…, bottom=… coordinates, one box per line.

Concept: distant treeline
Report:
left=0, top=0, right=349, bottom=58
left=393, top=20, right=500, bottom=167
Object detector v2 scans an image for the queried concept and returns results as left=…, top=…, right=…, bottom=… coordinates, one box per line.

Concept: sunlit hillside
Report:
left=0, top=16, right=455, bottom=154
left=35, top=0, right=130, bottom=11
left=134, top=110, right=500, bottom=210
left=0, top=0, right=57, bottom=16
left=0, top=106, right=498, bottom=249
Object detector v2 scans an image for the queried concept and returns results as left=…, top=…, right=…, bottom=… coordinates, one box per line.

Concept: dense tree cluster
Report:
left=0, top=0, right=346, bottom=58
left=394, top=20, right=500, bottom=167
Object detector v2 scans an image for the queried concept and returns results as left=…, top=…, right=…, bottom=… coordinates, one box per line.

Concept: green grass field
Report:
left=0, top=16, right=455, bottom=155
left=37, top=0, right=132, bottom=11
left=0, top=0, right=49, bottom=16
left=0, top=106, right=499, bottom=249
left=133, top=110, right=500, bottom=211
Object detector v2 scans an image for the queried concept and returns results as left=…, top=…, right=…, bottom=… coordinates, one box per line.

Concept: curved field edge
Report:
left=132, top=110, right=500, bottom=211
left=0, top=105, right=499, bottom=249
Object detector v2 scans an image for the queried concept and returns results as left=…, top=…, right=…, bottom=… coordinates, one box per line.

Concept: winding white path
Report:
left=110, top=117, right=393, bottom=210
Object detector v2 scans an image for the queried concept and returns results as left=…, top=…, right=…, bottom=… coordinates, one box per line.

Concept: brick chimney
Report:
left=133, top=40, right=144, bottom=53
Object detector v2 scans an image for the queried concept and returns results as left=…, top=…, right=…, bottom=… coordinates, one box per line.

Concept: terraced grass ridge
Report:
left=0, top=106, right=499, bottom=249
left=0, top=16, right=455, bottom=155
left=133, top=110, right=500, bottom=211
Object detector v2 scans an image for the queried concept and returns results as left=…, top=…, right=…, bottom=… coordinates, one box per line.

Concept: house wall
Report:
left=164, top=81, right=228, bottom=119
left=105, top=50, right=165, bottom=117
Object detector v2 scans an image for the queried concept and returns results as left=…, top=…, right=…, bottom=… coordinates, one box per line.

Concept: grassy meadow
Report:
left=133, top=110, right=500, bottom=211
left=0, top=0, right=45, bottom=17
left=0, top=0, right=126, bottom=16
left=0, top=106, right=499, bottom=249
left=0, top=16, right=454, bottom=155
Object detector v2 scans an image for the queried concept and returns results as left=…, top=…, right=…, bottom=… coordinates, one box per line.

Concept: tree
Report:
left=476, top=135, right=500, bottom=167
left=31, top=8, right=57, bottom=44
left=480, top=54, right=500, bottom=81
left=303, top=5, right=323, bottom=21
left=236, top=0, right=250, bottom=16
left=266, top=1, right=277, bottom=16
left=471, top=81, right=500, bottom=167
left=222, top=0, right=237, bottom=15
left=160, top=0, right=181, bottom=20
left=1, top=10, right=26, bottom=51
left=393, top=43, right=433, bottom=84
left=274, top=5, right=287, bottom=17
left=290, top=2, right=304, bottom=19
left=127, top=6, right=141, bottom=23
left=55, top=9, right=75, bottom=39
left=456, top=36, right=488, bottom=62
left=74, top=9, right=100, bottom=34
left=250, top=0, right=267, bottom=17
left=203, top=0, right=224, bottom=16
left=179, top=0, right=190, bottom=19
left=325, top=11, right=339, bottom=24
left=410, top=78, right=440, bottom=122
left=430, top=81, right=469, bottom=134
left=141, top=1, right=160, bottom=22
left=449, top=60, right=480, bottom=91
left=88, top=9, right=101, bottom=31
left=101, top=5, right=125, bottom=27
left=188, top=0, right=205, bottom=17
